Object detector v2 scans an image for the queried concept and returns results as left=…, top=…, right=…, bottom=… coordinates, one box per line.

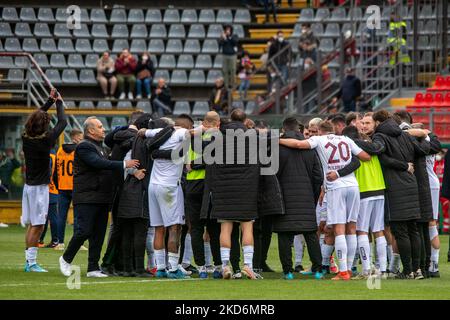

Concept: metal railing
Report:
left=0, top=52, right=83, bottom=141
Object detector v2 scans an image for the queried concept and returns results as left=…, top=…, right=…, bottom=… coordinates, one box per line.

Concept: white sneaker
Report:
left=178, top=264, right=192, bottom=276
left=119, top=92, right=126, bottom=99
left=0, top=222, right=8, bottom=228
left=54, top=243, right=65, bottom=251
left=87, top=270, right=108, bottom=278
left=59, top=256, right=72, bottom=277
left=206, top=265, right=215, bottom=273
left=80, top=245, right=88, bottom=251
left=128, top=92, right=134, bottom=100
left=136, top=94, right=142, bottom=99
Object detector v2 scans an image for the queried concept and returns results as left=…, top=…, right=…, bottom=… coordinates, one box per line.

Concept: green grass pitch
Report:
left=1, top=226, right=449, bottom=300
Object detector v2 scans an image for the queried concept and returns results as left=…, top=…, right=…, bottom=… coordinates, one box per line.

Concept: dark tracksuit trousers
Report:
left=253, top=216, right=273, bottom=270
left=101, top=189, right=123, bottom=271
left=390, top=220, right=421, bottom=275
left=40, top=202, right=58, bottom=244
left=278, top=231, right=322, bottom=274
left=185, top=180, right=222, bottom=267
left=120, top=218, right=148, bottom=273
left=63, top=204, right=109, bottom=272
left=417, top=221, right=431, bottom=273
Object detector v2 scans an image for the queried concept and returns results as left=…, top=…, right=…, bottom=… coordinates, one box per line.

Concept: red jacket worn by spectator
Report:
left=115, top=56, right=137, bottom=75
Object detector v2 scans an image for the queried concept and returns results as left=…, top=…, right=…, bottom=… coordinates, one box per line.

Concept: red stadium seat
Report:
left=446, top=76, right=450, bottom=88
left=434, top=92, right=444, bottom=105
left=445, top=92, right=450, bottom=104
left=424, top=93, right=434, bottom=105
left=435, top=76, right=445, bottom=87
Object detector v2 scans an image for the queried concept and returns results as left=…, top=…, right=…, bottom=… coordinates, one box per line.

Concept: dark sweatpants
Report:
left=417, top=221, right=431, bottom=273
left=253, top=216, right=273, bottom=269
left=101, top=196, right=123, bottom=271
left=40, top=202, right=58, bottom=244
left=278, top=231, right=322, bottom=274
left=390, top=220, right=421, bottom=275
left=120, top=218, right=148, bottom=273
left=63, top=204, right=109, bottom=272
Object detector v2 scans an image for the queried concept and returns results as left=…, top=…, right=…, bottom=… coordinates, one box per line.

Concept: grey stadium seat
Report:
left=181, top=9, right=198, bottom=23
left=79, top=100, right=95, bottom=109
left=188, top=24, right=205, bottom=38
left=8, top=69, right=24, bottom=82
left=213, top=55, right=223, bottom=68
left=85, top=54, right=99, bottom=68
left=153, top=70, right=170, bottom=83
left=177, top=54, right=194, bottom=69
left=324, top=23, right=340, bottom=37
left=169, top=24, right=186, bottom=38
left=163, top=9, right=180, bottom=23
left=112, top=39, right=129, bottom=53
left=58, top=38, right=75, bottom=53
left=171, top=70, right=188, bottom=84
left=136, top=101, right=152, bottom=113
left=73, top=24, right=91, bottom=38
left=0, top=23, right=13, bottom=37
left=130, top=40, right=147, bottom=53
left=2, top=7, right=19, bottom=22
left=145, top=9, right=162, bottom=23
left=314, top=8, right=330, bottom=21
left=92, top=24, right=109, bottom=38
left=93, top=39, right=109, bottom=53
left=199, top=9, right=215, bottom=23
left=45, top=69, right=62, bottom=83
left=207, top=24, right=223, bottom=38
left=33, top=23, right=51, bottom=37
left=348, top=7, right=363, bottom=21
left=128, top=9, right=145, bottom=23
left=420, top=4, right=435, bottom=19
left=206, top=70, right=223, bottom=84
left=424, top=21, right=437, bottom=34
left=54, top=23, right=71, bottom=38
left=329, top=7, right=346, bottom=22
left=62, top=69, right=79, bottom=83
left=131, top=24, right=148, bottom=38
left=37, top=8, right=55, bottom=22
left=311, top=23, right=325, bottom=37
left=216, top=9, right=233, bottom=23
left=23, top=38, right=40, bottom=52
left=80, top=69, right=97, bottom=83
left=245, top=101, right=257, bottom=115
left=298, top=8, right=314, bottom=23
left=50, top=54, right=67, bottom=68
left=166, top=39, right=183, bottom=53
left=234, top=25, right=245, bottom=38
left=68, top=54, right=84, bottom=68
left=189, top=70, right=205, bottom=84
left=110, top=8, right=127, bottom=23
left=15, top=56, right=28, bottom=67
left=15, top=23, right=32, bottom=37
left=97, top=100, right=113, bottom=109
left=34, top=53, right=50, bottom=68
left=184, top=39, right=201, bottom=53
left=90, top=8, right=107, bottom=23
left=111, top=117, right=128, bottom=128
left=76, top=39, right=93, bottom=53
left=112, top=24, right=129, bottom=38
left=234, top=9, right=251, bottom=23
left=159, top=54, right=176, bottom=69
left=202, top=39, right=219, bottom=53
left=148, top=39, right=165, bottom=53
left=64, top=101, right=77, bottom=108
left=55, top=8, right=70, bottom=22
left=117, top=101, right=133, bottom=109
left=319, top=38, right=334, bottom=53
left=292, top=24, right=302, bottom=38
left=173, top=101, right=190, bottom=115
left=192, top=101, right=209, bottom=116
left=196, top=54, right=212, bottom=68
left=232, top=101, right=244, bottom=110
left=150, top=24, right=167, bottom=38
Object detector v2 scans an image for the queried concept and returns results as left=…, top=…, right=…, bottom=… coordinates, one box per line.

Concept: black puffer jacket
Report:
left=272, top=131, right=323, bottom=233
left=372, top=119, right=430, bottom=222
left=200, top=121, right=284, bottom=221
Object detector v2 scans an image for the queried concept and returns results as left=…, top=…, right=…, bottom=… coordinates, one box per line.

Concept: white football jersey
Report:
left=308, top=134, right=363, bottom=190
left=426, top=154, right=440, bottom=189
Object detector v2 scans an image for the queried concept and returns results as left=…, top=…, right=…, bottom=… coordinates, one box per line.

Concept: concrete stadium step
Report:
left=418, top=72, right=439, bottom=84
left=390, top=97, right=414, bottom=108
left=232, top=89, right=266, bottom=100
left=280, top=0, right=308, bottom=8
left=249, top=28, right=293, bottom=39
left=251, top=59, right=263, bottom=68
left=243, top=44, right=268, bottom=55
left=236, top=74, right=267, bottom=85
left=255, top=13, right=299, bottom=24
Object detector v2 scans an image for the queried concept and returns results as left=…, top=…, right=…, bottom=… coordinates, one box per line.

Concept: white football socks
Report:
left=321, top=244, right=334, bottom=266
left=346, top=234, right=357, bottom=272
left=204, top=241, right=212, bottom=266
left=220, top=247, right=230, bottom=268
left=375, top=236, right=387, bottom=273
left=182, top=233, right=193, bottom=266
left=168, top=252, right=179, bottom=272
left=357, top=235, right=371, bottom=274
left=293, top=234, right=304, bottom=266
left=154, top=249, right=166, bottom=271
left=243, top=245, right=254, bottom=269
left=429, top=226, right=440, bottom=272
left=146, top=227, right=156, bottom=269
left=25, top=247, right=38, bottom=266
left=335, top=235, right=348, bottom=272
left=389, top=253, right=401, bottom=273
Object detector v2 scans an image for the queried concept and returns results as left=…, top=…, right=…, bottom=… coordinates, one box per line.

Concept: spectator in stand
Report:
left=263, top=0, right=278, bottom=23
left=135, top=52, right=156, bottom=100
left=152, top=78, right=172, bottom=116
left=115, top=48, right=137, bottom=100
left=269, top=30, right=291, bottom=82
left=332, top=67, right=362, bottom=113
left=209, top=77, right=229, bottom=115
left=219, top=25, right=239, bottom=89
left=96, top=51, right=117, bottom=99
left=238, top=51, right=256, bottom=101
left=261, top=38, right=275, bottom=93
left=298, top=24, right=319, bottom=63
left=0, top=149, right=21, bottom=199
